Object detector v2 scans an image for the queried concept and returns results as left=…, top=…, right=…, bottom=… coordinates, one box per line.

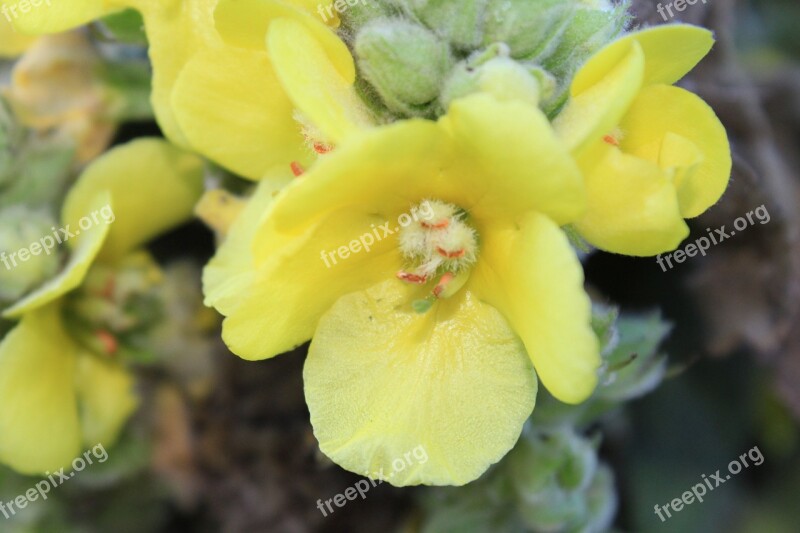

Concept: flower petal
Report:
left=471, top=211, right=599, bottom=404
left=62, top=138, right=204, bottom=261
left=214, top=0, right=353, bottom=80
left=268, top=17, right=372, bottom=144
left=202, top=168, right=292, bottom=316
left=441, top=94, right=585, bottom=225
left=573, top=144, right=689, bottom=256
left=3, top=192, right=112, bottom=319
left=75, top=353, right=138, bottom=446
left=171, top=46, right=310, bottom=179
left=574, top=24, right=714, bottom=89
left=554, top=39, right=645, bottom=154
left=133, top=0, right=221, bottom=147
left=0, top=18, right=36, bottom=57
left=619, top=85, right=731, bottom=218
left=0, top=305, right=82, bottom=474
left=304, top=279, right=537, bottom=486
left=221, top=207, right=403, bottom=360
left=269, top=95, right=584, bottom=232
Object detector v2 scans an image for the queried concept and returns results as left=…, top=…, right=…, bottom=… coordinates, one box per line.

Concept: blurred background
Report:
left=1, top=0, right=799, bottom=531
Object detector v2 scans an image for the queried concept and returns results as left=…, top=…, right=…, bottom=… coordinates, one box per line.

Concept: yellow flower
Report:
left=554, top=24, right=732, bottom=256
left=8, top=0, right=362, bottom=179
left=203, top=94, right=599, bottom=486
left=0, top=139, right=203, bottom=474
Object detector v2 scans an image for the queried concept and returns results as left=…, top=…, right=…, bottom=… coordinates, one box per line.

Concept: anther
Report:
left=290, top=161, right=305, bottom=177
left=397, top=271, right=428, bottom=284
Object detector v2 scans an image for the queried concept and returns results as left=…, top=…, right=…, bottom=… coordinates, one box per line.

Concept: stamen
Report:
left=313, top=142, right=334, bottom=154
left=421, top=219, right=450, bottom=229
left=432, top=272, right=455, bottom=298
left=396, top=271, right=428, bottom=284
left=290, top=161, right=305, bottom=177
left=603, top=134, right=619, bottom=146
left=436, top=247, right=466, bottom=259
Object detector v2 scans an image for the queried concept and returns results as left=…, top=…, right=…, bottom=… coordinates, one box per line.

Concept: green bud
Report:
left=557, top=431, right=598, bottom=491
left=579, top=464, right=617, bottom=533
left=355, top=19, right=453, bottom=117
left=483, top=0, right=576, bottom=59
left=441, top=51, right=556, bottom=109
left=401, top=0, right=488, bottom=50
left=0, top=206, right=61, bottom=302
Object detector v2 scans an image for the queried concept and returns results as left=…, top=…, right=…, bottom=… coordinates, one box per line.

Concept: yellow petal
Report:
left=221, top=207, right=402, bottom=359
left=202, top=168, right=292, bottom=316
left=269, top=95, right=584, bottom=233
left=75, top=353, right=138, bottom=446
left=268, top=17, right=372, bottom=144
left=442, top=94, right=585, bottom=225
left=573, top=144, right=690, bottom=256
left=577, top=24, right=714, bottom=88
left=171, top=45, right=310, bottom=179
left=471, top=211, right=599, bottom=404
left=3, top=192, right=112, bottom=319
left=133, top=0, right=221, bottom=147
left=619, top=84, right=731, bottom=218
left=214, top=0, right=353, bottom=80
left=304, top=279, right=536, bottom=486
left=7, top=0, right=121, bottom=34
left=0, top=17, right=36, bottom=57
left=0, top=305, right=81, bottom=474
left=554, top=40, right=645, bottom=154
left=62, top=138, right=204, bottom=261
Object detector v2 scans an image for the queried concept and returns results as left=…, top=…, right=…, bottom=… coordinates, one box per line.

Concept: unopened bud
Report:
left=355, top=19, right=453, bottom=116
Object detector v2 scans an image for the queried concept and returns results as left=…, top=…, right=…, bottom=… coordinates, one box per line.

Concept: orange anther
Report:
left=421, top=219, right=450, bottom=229
left=437, top=247, right=466, bottom=259
left=603, top=134, right=619, bottom=146
left=313, top=142, right=334, bottom=154
left=290, top=161, right=305, bottom=177
left=397, top=271, right=428, bottom=284
left=433, top=272, right=455, bottom=298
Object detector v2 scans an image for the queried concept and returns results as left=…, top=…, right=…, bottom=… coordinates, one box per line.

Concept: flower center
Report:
left=396, top=200, right=478, bottom=310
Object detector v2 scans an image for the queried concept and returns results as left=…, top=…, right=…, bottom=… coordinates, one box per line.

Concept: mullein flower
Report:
left=0, top=138, right=203, bottom=474
left=554, top=24, right=732, bottom=255
left=10, top=0, right=357, bottom=179
left=203, top=94, right=599, bottom=486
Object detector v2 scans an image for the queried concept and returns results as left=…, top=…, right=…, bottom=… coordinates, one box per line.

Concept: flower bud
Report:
left=441, top=52, right=556, bottom=110
left=483, top=0, right=576, bottom=59
left=401, top=0, right=488, bottom=50
left=355, top=19, right=453, bottom=116
left=0, top=206, right=61, bottom=302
